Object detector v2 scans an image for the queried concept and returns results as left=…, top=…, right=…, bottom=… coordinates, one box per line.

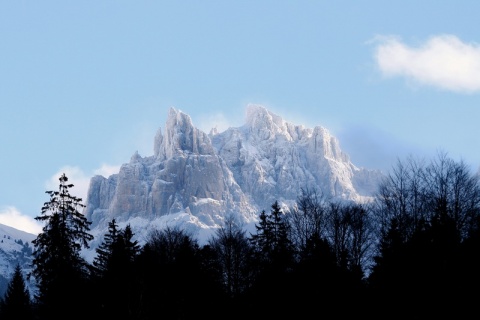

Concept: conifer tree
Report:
left=248, top=201, right=295, bottom=317
left=249, top=201, right=293, bottom=269
left=120, top=224, right=141, bottom=266
left=92, top=218, right=121, bottom=277
left=249, top=209, right=271, bottom=261
left=31, top=173, right=94, bottom=319
left=92, top=219, right=141, bottom=318
left=0, top=264, right=33, bottom=320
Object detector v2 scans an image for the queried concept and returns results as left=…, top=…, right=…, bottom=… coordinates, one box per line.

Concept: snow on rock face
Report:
left=85, top=107, right=257, bottom=235
left=0, top=223, right=37, bottom=299
left=245, top=104, right=307, bottom=142
left=0, top=105, right=386, bottom=294
left=154, top=108, right=216, bottom=160
left=212, top=104, right=382, bottom=209
left=84, top=104, right=384, bottom=247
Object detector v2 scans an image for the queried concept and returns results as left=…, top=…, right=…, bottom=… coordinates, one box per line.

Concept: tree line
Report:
left=1, top=151, right=480, bottom=319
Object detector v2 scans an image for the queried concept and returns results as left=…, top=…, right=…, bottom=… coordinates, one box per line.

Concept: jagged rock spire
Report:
left=154, top=107, right=215, bottom=160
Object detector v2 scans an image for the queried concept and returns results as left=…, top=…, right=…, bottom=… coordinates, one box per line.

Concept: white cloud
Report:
left=373, top=34, right=480, bottom=93
left=46, top=164, right=120, bottom=205
left=0, top=206, right=43, bottom=235
left=46, top=166, right=92, bottom=203
left=94, top=163, right=121, bottom=177
left=0, top=164, right=120, bottom=235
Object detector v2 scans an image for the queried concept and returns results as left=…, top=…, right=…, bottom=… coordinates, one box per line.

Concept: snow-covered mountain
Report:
left=0, top=223, right=36, bottom=298
left=0, top=104, right=385, bottom=291
left=83, top=104, right=384, bottom=256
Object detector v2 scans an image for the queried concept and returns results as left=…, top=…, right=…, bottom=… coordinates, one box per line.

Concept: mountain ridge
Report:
left=84, top=104, right=384, bottom=249
left=0, top=104, right=385, bottom=292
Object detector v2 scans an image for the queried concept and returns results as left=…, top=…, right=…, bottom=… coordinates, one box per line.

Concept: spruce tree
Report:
left=249, top=209, right=271, bottom=261
left=91, top=220, right=141, bottom=318
left=119, top=224, right=141, bottom=266
left=249, top=201, right=293, bottom=269
left=31, top=173, right=94, bottom=319
left=0, top=264, right=33, bottom=320
left=92, top=218, right=121, bottom=277
left=248, top=201, right=295, bottom=317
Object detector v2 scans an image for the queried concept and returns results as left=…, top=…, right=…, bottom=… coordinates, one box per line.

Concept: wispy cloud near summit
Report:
left=373, top=35, right=480, bottom=93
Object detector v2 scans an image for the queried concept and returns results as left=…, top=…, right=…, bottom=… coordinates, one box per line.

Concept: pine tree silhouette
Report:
left=31, top=173, right=94, bottom=319
left=0, top=264, right=33, bottom=320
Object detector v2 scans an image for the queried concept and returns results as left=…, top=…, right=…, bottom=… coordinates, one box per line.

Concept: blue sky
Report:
left=2, top=1, right=480, bottom=234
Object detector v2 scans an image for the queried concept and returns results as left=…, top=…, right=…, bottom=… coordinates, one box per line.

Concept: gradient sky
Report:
left=2, top=1, right=480, bottom=234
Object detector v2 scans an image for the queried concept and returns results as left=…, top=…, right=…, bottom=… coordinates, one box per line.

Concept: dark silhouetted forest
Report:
left=1, top=152, right=480, bottom=319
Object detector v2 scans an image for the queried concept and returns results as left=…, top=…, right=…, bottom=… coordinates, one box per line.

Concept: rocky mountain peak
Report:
left=154, top=107, right=215, bottom=160
left=245, top=104, right=303, bottom=142
left=84, top=105, right=384, bottom=249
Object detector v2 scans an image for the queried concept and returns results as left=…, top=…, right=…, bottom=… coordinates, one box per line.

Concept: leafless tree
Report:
left=208, top=214, right=253, bottom=297
left=288, top=187, right=329, bottom=256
